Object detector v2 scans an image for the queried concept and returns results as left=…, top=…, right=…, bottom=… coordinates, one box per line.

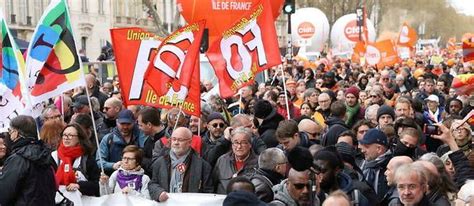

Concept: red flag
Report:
left=110, top=27, right=162, bottom=108
left=462, top=40, right=474, bottom=63
left=365, top=40, right=400, bottom=68
left=351, top=41, right=366, bottom=63
left=397, top=22, right=417, bottom=48
left=207, top=0, right=281, bottom=98
left=145, top=21, right=205, bottom=117
left=451, top=73, right=474, bottom=95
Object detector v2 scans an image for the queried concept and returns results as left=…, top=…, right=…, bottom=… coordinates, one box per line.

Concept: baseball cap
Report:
left=424, top=95, right=439, bottom=104
left=359, top=128, right=388, bottom=147
left=117, top=109, right=135, bottom=124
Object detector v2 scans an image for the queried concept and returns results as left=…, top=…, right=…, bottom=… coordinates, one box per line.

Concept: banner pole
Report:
left=173, top=107, right=183, bottom=131
left=280, top=67, right=291, bottom=120
left=84, top=87, right=105, bottom=175
left=197, top=118, right=201, bottom=137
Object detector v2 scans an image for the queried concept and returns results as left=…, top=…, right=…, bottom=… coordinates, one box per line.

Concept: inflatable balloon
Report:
left=330, top=13, right=376, bottom=56
left=291, top=8, right=329, bottom=53
left=177, top=0, right=284, bottom=44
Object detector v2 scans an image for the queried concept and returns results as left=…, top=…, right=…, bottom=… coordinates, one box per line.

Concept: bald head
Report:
left=298, top=119, right=322, bottom=140
left=385, top=156, right=413, bottom=186
left=230, top=114, right=252, bottom=129
left=172, top=127, right=192, bottom=139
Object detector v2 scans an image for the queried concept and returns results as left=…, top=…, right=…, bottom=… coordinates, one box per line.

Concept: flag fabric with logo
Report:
left=24, top=0, right=85, bottom=104
left=207, top=0, right=282, bottom=98
left=462, top=39, right=474, bottom=63
left=397, top=22, right=417, bottom=48
left=110, top=27, right=162, bottom=108
left=365, top=40, right=400, bottom=69
left=145, top=21, right=205, bottom=116
left=0, top=11, right=26, bottom=131
left=451, top=73, right=474, bottom=95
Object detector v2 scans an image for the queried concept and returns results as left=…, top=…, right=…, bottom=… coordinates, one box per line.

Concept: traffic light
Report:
left=283, top=0, right=295, bottom=14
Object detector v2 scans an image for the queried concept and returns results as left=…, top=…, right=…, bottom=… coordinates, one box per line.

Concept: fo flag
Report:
left=145, top=21, right=205, bottom=116
left=0, top=11, right=26, bottom=131
left=110, top=27, right=162, bottom=108
left=25, top=0, right=85, bottom=104
left=207, top=0, right=281, bottom=98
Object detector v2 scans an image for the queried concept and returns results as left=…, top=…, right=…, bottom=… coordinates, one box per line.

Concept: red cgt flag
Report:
left=206, top=0, right=281, bottom=98
left=145, top=21, right=205, bottom=117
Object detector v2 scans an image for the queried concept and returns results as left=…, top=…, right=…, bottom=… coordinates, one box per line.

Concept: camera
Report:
left=423, top=124, right=440, bottom=135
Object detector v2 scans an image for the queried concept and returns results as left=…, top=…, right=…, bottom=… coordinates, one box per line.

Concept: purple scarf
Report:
left=116, top=169, right=143, bottom=192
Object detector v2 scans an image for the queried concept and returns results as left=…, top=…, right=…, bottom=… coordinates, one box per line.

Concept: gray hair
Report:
left=395, top=163, right=427, bottom=186
left=41, top=105, right=60, bottom=121
left=230, top=114, right=251, bottom=128
left=258, top=148, right=287, bottom=170
left=231, top=127, right=253, bottom=142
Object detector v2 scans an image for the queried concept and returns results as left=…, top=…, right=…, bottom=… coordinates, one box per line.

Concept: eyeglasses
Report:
left=46, top=114, right=62, bottom=120
left=305, top=131, right=320, bottom=138
left=170, top=137, right=192, bottom=142
left=103, top=107, right=111, bottom=111
left=62, top=133, right=78, bottom=139
left=122, top=157, right=136, bottom=161
left=293, top=183, right=311, bottom=190
left=232, top=141, right=250, bottom=146
left=212, top=123, right=225, bottom=128
left=397, top=183, right=422, bottom=191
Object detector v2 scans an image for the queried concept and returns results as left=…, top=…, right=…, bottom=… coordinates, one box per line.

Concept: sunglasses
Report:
left=212, top=123, right=225, bottom=128
left=293, top=183, right=311, bottom=190
left=103, top=107, right=111, bottom=111
left=306, top=131, right=320, bottom=137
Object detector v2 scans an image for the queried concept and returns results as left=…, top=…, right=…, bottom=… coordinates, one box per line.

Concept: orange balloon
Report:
left=177, top=0, right=283, bottom=43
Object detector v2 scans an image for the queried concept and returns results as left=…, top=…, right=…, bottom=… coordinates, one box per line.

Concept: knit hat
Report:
left=223, top=191, right=266, bottom=206
left=359, top=128, right=388, bottom=147
left=72, top=95, right=89, bottom=108
left=377, top=105, right=395, bottom=121
left=254, top=100, right=274, bottom=119
left=335, top=142, right=356, bottom=168
left=207, top=112, right=226, bottom=124
left=344, top=86, right=360, bottom=99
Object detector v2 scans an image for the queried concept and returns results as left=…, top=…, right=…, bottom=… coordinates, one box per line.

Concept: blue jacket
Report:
left=96, top=125, right=147, bottom=174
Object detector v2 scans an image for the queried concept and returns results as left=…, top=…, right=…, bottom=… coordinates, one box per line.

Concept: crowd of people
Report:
left=0, top=54, right=473, bottom=206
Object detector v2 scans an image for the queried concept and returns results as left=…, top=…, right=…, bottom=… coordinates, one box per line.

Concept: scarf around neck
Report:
left=346, top=103, right=360, bottom=126
left=116, top=167, right=144, bottom=191
left=169, top=149, right=191, bottom=193
left=55, top=143, right=84, bottom=186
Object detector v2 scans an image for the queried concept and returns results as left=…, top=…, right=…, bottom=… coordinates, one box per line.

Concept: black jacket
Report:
left=257, top=109, right=284, bottom=148
left=142, top=128, right=166, bottom=176
left=449, top=150, right=474, bottom=188
left=322, top=117, right=349, bottom=146
left=0, top=138, right=56, bottom=206
left=250, top=168, right=285, bottom=203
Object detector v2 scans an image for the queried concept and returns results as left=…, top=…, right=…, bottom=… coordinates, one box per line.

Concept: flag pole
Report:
left=173, top=107, right=183, bottom=131
left=197, top=118, right=201, bottom=137
left=84, top=87, right=105, bottom=175
left=280, top=67, right=291, bottom=120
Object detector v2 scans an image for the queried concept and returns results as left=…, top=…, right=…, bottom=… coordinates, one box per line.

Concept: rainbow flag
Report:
left=25, top=0, right=85, bottom=104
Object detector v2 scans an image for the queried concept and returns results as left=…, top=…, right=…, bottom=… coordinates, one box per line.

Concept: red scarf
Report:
left=55, top=143, right=84, bottom=185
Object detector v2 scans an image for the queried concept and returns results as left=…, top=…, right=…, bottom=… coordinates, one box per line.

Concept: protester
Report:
left=213, top=127, right=258, bottom=194
left=0, top=115, right=56, bottom=205
left=137, top=107, right=165, bottom=175
left=276, top=120, right=314, bottom=151
left=394, top=163, right=432, bottom=205
left=0, top=134, right=9, bottom=168
left=52, top=123, right=100, bottom=196
left=253, top=99, right=285, bottom=148
left=382, top=155, right=413, bottom=205
left=149, top=127, right=213, bottom=201
left=40, top=119, right=65, bottom=150
left=100, top=145, right=150, bottom=199
left=270, top=168, right=320, bottom=206
left=250, top=148, right=287, bottom=202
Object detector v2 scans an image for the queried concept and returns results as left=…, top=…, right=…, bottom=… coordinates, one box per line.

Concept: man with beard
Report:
left=97, top=109, right=146, bottom=175
left=189, top=114, right=208, bottom=137
left=201, top=112, right=227, bottom=166
left=377, top=105, right=395, bottom=129
left=269, top=169, right=319, bottom=206
left=344, top=86, right=365, bottom=128
left=395, top=97, right=414, bottom=120
left=149, top=127, right=213, bottom=202
left=316, top=92, right=332, bottom=121
left=313, top=149, right=370, bottom=205
left=322, top=71, right=338, bottom=91
left=383, top=82, right=398, bottom=107
left=445, top=98, right=463, bottom=117
left=392, top=128, right=426, bottom=159
left=358, top=129, right=392, bottom=202
left=101, top=97, right=123, bottom=136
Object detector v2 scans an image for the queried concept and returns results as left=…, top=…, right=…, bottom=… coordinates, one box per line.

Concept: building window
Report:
left=81, top=0, right=88, bottom=13
left=98, top=0, right=104, bottom=15
left=81, top=37, right=87, bottom=52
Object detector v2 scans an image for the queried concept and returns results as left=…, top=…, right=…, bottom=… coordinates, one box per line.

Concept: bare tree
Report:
left=142, top=0, right=169, bottom=37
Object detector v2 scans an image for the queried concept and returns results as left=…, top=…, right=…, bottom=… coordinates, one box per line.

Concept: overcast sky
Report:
left=449, top=0, right=474, bottom=16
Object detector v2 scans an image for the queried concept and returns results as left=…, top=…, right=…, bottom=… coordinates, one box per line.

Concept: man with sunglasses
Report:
left=101, top=97, right=123, bottom=136
left=201, top=112, right=227, bottom=165
left=270, top=168, right=320, bottom=206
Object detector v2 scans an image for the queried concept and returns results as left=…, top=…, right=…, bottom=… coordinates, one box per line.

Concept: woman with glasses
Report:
left=100, top=145, right=151, bottom=199
left=52, top=123, right=100, bottom=197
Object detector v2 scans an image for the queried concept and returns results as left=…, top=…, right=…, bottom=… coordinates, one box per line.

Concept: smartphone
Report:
left=424, top=124, right=440, bottom=135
